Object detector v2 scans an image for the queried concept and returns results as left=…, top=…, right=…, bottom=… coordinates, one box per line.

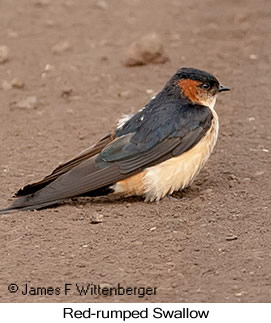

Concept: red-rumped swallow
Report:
left=0, top=67, right=230, bottom=214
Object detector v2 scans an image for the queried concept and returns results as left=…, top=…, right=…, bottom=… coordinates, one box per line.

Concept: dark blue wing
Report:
left=100, top=100, right=213, bottom=173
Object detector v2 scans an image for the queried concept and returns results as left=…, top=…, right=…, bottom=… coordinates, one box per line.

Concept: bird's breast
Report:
left=113, top=111, right=219, bottom=201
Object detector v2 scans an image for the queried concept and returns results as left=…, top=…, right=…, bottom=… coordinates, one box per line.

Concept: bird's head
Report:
left=169, top=67, right=230, bottom=109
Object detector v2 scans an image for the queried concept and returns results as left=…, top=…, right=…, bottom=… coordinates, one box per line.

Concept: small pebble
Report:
left=10, top=96, right=38, bottom=110
left=146, top=89, right=154, bottom=95
left=124, top=33, right=169, bottom=66
left=11, top=78, right=25, bottom=89
left=44, top=64, right=54, bottom=71
left=51, top=41, right=71, bottom=54
left=235, top=291, right=245, bottom=297
left=242, top=177, right=251, bottom=183
left=226, top=235, right=238, bottom=241
left=61, top=86, right=73, bottom=98
left=254, top=171, right=265, bottom=177
left=249, top=54, right=257, bottom=60
left=118, top=90, right=130, bottom=98
left=228, top=174, right=238, bottom=181
left=41, top=64, right=55, bottom=79
left=90, top=213, right=104, bottom=224
left=0, top=45, right=9, bottom=64
left=201, top=188, right=213, bottom=195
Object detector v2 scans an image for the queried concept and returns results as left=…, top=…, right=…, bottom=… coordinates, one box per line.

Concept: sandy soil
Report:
left=0, top=0, right=271, bottom=302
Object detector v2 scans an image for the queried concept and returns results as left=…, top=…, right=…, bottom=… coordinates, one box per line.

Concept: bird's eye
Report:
left=201, top=83, right=210, bottom=90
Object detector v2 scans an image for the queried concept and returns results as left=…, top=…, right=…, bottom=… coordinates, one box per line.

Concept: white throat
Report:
left=207, top=95, right=217, bottom=111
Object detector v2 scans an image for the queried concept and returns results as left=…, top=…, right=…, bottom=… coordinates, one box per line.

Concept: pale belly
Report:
left=113, top=112, right=219, bottom=201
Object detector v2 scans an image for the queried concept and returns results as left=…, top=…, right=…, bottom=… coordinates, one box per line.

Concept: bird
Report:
left=0, top=67, right=230, bottom=214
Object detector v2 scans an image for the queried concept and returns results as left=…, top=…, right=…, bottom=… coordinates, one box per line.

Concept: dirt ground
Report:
left=0, top=0, right=270, bottom=303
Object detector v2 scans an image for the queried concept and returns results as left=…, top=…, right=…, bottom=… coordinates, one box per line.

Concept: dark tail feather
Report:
left=0, top=184, right=115, bottom=215
left=0, top=199, right=64, bottom=215
left=0, top=207, right=18, bottom=215
left=0, top=152, right=128, bottom=214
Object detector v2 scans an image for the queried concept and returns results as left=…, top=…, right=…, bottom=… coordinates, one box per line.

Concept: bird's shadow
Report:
left=40, top=186, right=201, bottom=212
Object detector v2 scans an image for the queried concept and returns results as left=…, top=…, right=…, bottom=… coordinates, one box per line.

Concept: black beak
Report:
left=218, top=84, right=231, bottom=92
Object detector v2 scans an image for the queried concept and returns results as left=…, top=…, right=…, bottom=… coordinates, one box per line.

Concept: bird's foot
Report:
left=165, top=193, right=183, bottom=201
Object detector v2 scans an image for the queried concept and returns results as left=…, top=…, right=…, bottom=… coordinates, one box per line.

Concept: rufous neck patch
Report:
left=178, top=79, right=201, bottom=103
